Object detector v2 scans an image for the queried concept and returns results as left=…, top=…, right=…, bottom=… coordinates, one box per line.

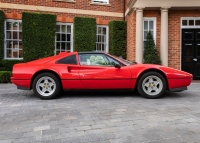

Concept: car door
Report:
left=78, top=53, right=132, bottom=89
left=56, top=53, right=85, bottom=89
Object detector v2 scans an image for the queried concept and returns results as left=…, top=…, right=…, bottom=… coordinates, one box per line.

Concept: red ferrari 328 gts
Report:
left=11, top=52, right=192, bottom=99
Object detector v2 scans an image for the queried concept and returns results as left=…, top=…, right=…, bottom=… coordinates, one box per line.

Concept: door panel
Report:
left=182, top=29, right=200, bottom=79
left=58, top=65, right=85, bottom=89
left=196, top=30, right=200, bottom=41
left=195, top=42, right=200, bottom=78
left=79, top=66, right=132, bottom=89
left=182, top=30, right=194, bottom=41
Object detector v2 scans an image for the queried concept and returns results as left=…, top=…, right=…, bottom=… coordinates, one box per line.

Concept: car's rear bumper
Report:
left=11, top=77, right=31, bottom=90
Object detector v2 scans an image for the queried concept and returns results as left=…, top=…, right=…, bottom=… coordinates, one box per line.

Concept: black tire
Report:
left=137, top=72, right=166, bottom=99
left=32, top=72, right=61, bottom=99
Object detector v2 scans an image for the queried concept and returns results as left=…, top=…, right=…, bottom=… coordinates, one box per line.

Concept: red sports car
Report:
left=11, top=52, right=192, bottom=99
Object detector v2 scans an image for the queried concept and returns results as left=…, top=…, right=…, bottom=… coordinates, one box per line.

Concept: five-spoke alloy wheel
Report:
left=33, top=73, right=61, bottom=99
left=137, top=72, right=166, bottom=99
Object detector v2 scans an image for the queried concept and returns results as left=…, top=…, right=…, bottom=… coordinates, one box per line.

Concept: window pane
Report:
left=19, top=32, right=22, bottom=40
left=7, top=49, right=11, bottom=58
left=61, top=25, right=66, bottom=33
left=61, top=34, right=66, bottom=41
left=67, top=34, right=71, bottom=41
left=182, top=20, right=187, bottom=26
left=103, top=28, right=106, bottom=35
left=56, top=25, right=60, bottom=32
left=144, top=31, right=148, bottom=40
left=79, top=54, right=110, bottom=66
left=92, top=0, right=108, bottom=4
left=19, top=42, right=22, bottom=50
left=96, top=43, right=101, bottom=51
left=195, top=20, right=200, bottom=26
left=102, top=44, right=105, bottom=51
left=56, top=34, right=60, bottom=41
left=7, top=22, right=12, bottom=30
left=97, top=35, right=100, bottom=42
left=56, top=42, right=60, bottom=50
left=144, top=21, right=148, bottom=30
left=57, top=55, right=77, bottom=65
left=19, top=50, right=22, bottom=58
left=97, top=27, right=101, bottom=34
left=67, top=43, right=71, bottom=51
left=6, top=31, right=11, bottom=39
left=149, top=21, right=153, bottom=29
left=67, top=25, right=71, bottom=33
left=189, top=20, right=194, bottom=26
left=61, top=42, right=65, bottom=50
left=13, top=22, right=18, bottom=30
left=19, top=22, right=22, bottom=31
left=101, top=35, right=105, bottom=42
left=13, top=31, right=18, bottom=39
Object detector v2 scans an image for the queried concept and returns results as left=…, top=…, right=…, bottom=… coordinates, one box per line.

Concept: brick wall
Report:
left=168, top=10, right=200, bottom=69
left=0, top=0, right=124, bottom=24
left=126, top=11, right=136, bottom=62
left=126, top=9, right=200, bottom=69
left=0, top=0, right=124, bottom=13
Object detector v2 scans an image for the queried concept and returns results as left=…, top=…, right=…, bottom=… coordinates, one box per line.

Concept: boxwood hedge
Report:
left=0, top=71, right=12, bottom=83
left=109, top=20, right=127, bottom=59
left=22, top=12, right=56, bottom=62
left=74, top=17, right=96, bottom=52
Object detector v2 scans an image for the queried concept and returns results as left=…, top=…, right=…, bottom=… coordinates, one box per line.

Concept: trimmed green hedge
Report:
left=0, top=71, right=12, bottom=83
left=74, top=17, right=96, bottom=52
left=22, top=12, right=56, bottom=62
left=144, top=31, right=161, bottom=64
left=0, top=11, right=4, bottom=60
left=109, top=20, right=127, bottom=59
left=0, top=60, right=24, bottom=71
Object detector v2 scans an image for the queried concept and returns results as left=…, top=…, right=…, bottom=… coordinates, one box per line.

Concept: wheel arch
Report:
left=136, top=68, right=169, bottom=90
left=31, top=69, right=62, bottom=90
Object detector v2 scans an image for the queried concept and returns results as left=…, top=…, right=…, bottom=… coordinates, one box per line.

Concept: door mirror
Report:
left=114, top=63, right=121, bottom=69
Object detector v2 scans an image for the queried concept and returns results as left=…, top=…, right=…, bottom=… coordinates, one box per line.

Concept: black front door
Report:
left=182, top=29, right=200, bottom=80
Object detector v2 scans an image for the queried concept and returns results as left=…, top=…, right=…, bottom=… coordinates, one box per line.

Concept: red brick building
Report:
left=126, top=0, right=200, bottom=79
left=1, top=0, right=200, bottom=79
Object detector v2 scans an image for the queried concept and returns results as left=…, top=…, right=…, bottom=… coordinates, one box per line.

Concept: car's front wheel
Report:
left=137, top=72, right=166, bottom=99
left=33, top=73, right=61, bottom=99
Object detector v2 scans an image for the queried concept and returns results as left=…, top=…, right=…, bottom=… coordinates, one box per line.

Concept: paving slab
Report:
left=0, top=83, right=200, bottom=142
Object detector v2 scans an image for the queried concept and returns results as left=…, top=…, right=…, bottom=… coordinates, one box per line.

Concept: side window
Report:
left=106, top=56, right=125, bottom=66
left=79, top=54, right=111, bottom=66
left=57, top=54, right=77, bottom=64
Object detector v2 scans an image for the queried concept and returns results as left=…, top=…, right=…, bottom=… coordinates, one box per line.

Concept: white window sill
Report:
left=4, top=58, right=23, bottom=60
left=90, top=3, right=111, bottom=6
left=53, top=0, right=76, bottom=3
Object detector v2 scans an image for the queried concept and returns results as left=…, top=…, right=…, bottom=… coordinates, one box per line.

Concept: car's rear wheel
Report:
left=137, top=72, right=166, bottom=99
left=33, top=73, right=61, bottom=99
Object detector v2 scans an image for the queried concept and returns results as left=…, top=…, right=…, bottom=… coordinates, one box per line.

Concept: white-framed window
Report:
left=55, top=23, right=73, bottom=55
left=181, top=17, right=200, bottom=28
left=143, top=18, right=156, bottom=42
left=96, top=25, right=109, bottom=52
left=4, top=20, right=22, bottom=59
left=92, top=0, right=109, bottom=4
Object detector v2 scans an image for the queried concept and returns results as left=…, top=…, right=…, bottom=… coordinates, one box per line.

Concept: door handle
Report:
left=193, top=58, right=197, bottom=61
